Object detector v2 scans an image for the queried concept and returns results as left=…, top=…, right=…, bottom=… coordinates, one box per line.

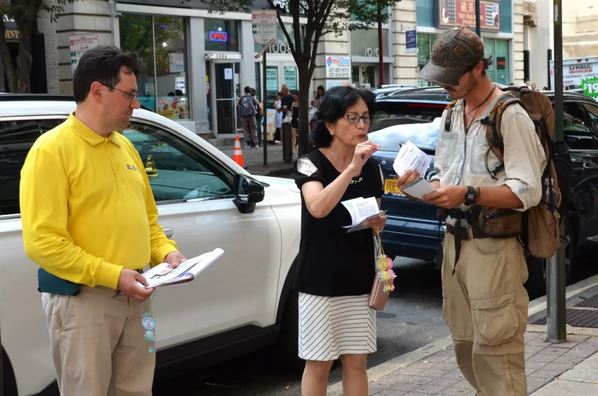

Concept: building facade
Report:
left=37, top=0, right=526, bottom=137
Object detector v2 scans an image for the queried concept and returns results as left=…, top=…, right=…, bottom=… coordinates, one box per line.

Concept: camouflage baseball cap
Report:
left=419, top=26, right=485, bottom=86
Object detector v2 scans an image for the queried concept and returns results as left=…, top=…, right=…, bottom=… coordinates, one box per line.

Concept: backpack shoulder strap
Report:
left=481, top=93, right=521, bottom=179
left=443, top=100, right=459, bottom=132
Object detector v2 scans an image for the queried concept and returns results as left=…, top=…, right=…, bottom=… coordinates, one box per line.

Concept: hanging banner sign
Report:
left=438, top=0, right=500, bottom=31
left=325, top=56, right=351, bottom=79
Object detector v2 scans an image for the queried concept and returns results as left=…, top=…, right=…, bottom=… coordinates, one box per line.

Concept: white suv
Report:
left=0, top=96, right=301, bottom=395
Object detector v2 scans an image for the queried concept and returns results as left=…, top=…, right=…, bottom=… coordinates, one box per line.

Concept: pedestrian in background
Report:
left=250, top=87, right=263, bottom=148
left=398, top=26, right=544, bottom=395
left=291, top=90, right=300, bottom=152
left=311, top=84, right=326, bottom=108
left=20, top=46, right=186, bottom=395
left=294, top=86, right=386, bottom=396
left=274, top=92, right=283, bottom=143
left=238, top=86, right=259, bottom=148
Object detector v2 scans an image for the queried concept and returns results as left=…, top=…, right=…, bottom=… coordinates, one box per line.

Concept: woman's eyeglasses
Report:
left=344, top=112, right=371, bottom=124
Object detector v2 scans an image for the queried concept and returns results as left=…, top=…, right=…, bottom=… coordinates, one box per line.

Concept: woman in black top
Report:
left=294, top=86, right=386, bottom=396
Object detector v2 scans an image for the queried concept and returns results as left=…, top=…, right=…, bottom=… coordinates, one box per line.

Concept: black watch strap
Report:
left=464, top=185, right=477, bottom=205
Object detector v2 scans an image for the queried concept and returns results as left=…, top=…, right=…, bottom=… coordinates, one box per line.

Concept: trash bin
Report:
left=282, top=122, right=292, bottom=163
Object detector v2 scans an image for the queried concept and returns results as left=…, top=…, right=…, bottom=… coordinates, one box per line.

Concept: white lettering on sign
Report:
left=268, top=40, right=292, bottom=54
left=364, top=48, right=379, bottom=57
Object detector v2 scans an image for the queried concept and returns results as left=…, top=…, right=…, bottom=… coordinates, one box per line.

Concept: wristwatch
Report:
left=464, top=185, right=477, bottom=205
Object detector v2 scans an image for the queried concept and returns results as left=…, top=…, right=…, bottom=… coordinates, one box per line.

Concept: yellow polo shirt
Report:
left=20, top=113, right=177, bottom=289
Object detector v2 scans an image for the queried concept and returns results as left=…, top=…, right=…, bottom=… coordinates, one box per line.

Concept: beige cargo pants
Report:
left=42, top=285, right=154, bottom=396
left=442, top=232, right=529, bottom=396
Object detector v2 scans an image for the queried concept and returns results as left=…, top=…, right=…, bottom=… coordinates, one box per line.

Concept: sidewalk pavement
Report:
left=327, top=273, right=598, bottom=395
left=213, top=140, right=295, bottom=177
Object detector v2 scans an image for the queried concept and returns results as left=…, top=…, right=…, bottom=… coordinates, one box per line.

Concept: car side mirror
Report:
left=233, top=174, right=265, bottom=213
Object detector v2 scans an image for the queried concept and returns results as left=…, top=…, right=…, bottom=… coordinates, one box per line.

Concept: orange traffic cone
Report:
left=232, top=134, right=246, bottom=168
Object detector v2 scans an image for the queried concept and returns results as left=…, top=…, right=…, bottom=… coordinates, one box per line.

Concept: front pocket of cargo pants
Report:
left=471, top=293, right=519, bottom=346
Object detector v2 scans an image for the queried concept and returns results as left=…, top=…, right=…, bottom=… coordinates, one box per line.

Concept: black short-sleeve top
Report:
left=293, top=149, right=384, bottom=296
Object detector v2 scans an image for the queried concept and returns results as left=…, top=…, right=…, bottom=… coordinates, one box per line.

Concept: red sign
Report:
left=438, top=0, right=500, bottom=31
left=208, top=31, right=228, bottom=42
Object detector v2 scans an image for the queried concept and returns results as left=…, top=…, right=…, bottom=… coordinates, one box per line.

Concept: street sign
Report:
left=581, top=77, right=598, bottom=99
left=252, top=10, right=278, bottom=45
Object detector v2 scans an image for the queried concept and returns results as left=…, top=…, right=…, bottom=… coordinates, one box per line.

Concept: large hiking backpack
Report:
left=239, top=95, right=257, bottom=117
left=444, top=86, right=561, bottom=259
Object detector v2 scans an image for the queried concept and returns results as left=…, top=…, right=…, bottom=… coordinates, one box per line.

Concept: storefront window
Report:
left=120, top=14, right=190, bottom=120
left=205, top=19, right=239, bottom=52
left=417, top=32, right=437, bottom=87
left=350, top=29, right=390, bottom=57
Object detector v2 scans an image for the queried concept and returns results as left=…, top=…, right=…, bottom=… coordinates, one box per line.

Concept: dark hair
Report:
left=244, top=86, right=251, bottom=94
left=73, top=46, right=140, bottom=103
left=316, top=85, right=325, bottom=97
left=311, top=86, right=374, bottom=148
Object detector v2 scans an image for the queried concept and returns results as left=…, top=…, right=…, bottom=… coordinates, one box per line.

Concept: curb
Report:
left=327, top=272, right=598, bottom=395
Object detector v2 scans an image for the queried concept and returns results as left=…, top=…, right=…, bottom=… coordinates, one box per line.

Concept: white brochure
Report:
left=141, top=248, right=224, bottom=288
left=341, top=196, right=385, bottom=232
left=393, top=140, right=432, bottom=178
left=401, top=178, right=435, bottom=199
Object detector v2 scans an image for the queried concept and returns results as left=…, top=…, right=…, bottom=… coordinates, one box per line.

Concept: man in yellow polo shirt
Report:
left=20, top=46, right=185, bottom=395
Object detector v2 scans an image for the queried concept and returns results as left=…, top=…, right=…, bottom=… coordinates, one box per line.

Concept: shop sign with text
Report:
left=437, top=0, right=500, bottom=31
left=325, top=56, right=351, bottom=79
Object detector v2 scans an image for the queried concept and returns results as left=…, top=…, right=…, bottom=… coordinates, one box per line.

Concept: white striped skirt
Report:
left=298, top=292, right=377, bottom=361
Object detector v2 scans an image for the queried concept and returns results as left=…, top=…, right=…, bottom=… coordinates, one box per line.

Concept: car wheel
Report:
left=1, top=346, right=18, bottom=396
left=525, top=219, right=575, bottom=299
left=273, top=289, right=304, bottom=375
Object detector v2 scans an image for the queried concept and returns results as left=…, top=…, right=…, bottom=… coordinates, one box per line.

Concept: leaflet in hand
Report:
left=401, top=178, right=435, bottom=199
left=393, top=140, right=431, bottom=178
left=141, top=248, right=224, bottom=288
left=341, top=197, right=385, bottom=233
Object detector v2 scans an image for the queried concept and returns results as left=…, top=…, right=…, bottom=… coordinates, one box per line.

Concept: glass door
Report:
left=210, top=61, right=240, bottom=135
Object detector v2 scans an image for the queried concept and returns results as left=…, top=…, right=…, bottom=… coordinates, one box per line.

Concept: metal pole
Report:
left=262, top=51, right=268, bottom=166
left=475, top=0, right=481, bottom=37
left=377, top=0, right=384, bottom=86
left=547, top=0, right=566, bottom=343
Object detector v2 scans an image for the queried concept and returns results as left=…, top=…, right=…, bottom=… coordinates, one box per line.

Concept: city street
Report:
left=153, top=259, right=449, bottom=395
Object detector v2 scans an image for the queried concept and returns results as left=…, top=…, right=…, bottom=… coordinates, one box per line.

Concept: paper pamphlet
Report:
left=341, top=197, right=385, bottom=232
left=141, top=248, right=224, bottom=288
left=401, top=178, right=435, bottom=199
left=393, top=140, right=432, bottom=178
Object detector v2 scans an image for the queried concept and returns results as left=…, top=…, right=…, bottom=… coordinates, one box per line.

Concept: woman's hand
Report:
left=347, top=140, right=380, bottom=178
left=367, top=212, right=387, bottom=234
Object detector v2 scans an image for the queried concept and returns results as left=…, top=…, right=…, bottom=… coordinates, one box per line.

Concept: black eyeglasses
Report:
left=344, top=112, right=371, bottom=124
left=101, top=83, right=138, bottom=104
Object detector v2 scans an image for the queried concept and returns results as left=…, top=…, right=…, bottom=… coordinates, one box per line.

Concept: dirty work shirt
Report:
left=20, top=113, right=177, bottom=289
left=430, top=92, right=546, bottom=210
left=294, top=149, right=383, bottom=296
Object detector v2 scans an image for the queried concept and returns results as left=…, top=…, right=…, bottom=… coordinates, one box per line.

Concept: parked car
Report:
left=0, top=95, right=301, bottom=395
left=370, top=88, right=598, bottom=297
left=371, top=84, right=418, bottom=100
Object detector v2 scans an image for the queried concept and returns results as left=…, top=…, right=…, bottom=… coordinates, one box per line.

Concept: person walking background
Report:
left=20, top=46, right=186, bottom=395
left=291, top=90, right=300, bottom=152
left=294, top=86, right=386, bottom=396
left=311, top=85, right=326, bottom=108
left=238, top=85, right=259, bottom=148
left=250, top=87, right=263, bottom=148
left=397, top=27, right=545, bottom=395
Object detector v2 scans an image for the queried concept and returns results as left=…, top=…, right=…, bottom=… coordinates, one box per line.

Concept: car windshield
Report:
left=369, top=118, right=441, bottom=153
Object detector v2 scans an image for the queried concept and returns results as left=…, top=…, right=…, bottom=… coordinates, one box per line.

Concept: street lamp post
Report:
left=547, top=0, right=567, bottom=343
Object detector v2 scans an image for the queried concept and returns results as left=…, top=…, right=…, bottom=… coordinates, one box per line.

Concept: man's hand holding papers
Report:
left=393, top=141, right=436, bottom=199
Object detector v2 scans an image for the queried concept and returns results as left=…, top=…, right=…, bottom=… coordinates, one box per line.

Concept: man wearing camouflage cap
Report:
left=397, top=26, right=545, bottom=395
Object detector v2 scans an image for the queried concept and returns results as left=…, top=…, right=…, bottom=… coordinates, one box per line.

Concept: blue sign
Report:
left=208, top=31, right=228, bottom=42
left=406, top=30, right=416, bottom=50
left=405, top=30, right=417, bottom=54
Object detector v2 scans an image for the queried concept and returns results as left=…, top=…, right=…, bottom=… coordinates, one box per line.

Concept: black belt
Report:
left=442, top=208, right=479, bottom=276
